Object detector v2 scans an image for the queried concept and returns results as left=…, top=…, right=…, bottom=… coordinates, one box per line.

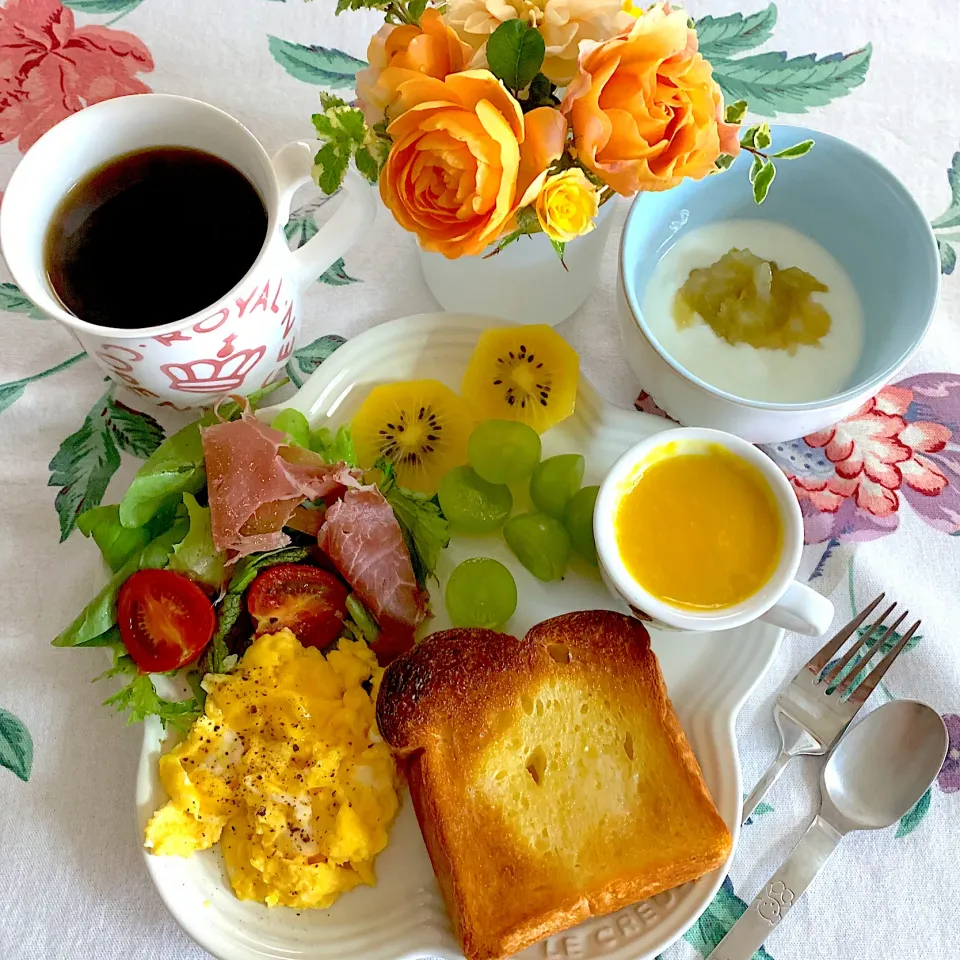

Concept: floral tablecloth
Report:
left=1, top=1, right=957, bottom=958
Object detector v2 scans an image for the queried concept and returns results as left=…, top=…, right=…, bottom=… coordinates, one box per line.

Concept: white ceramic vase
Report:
left=418, top=198, right=617, bottom=326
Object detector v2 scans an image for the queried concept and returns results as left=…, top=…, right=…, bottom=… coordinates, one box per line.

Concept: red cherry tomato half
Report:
left=117, top=569, right=216, bottom=673
left=246, top=564, right=348, bottom=650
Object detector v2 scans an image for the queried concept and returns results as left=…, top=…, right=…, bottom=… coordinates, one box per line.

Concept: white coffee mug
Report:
left=0, top=93, right=376, bottom=408
left=595, top=427, right=834, bottom=636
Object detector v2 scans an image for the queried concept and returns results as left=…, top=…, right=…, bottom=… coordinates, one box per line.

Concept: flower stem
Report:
left=17, top=351, right=88, bottom=387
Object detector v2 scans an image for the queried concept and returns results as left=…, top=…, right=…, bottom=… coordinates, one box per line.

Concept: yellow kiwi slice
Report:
left=351, top=379, right=472, bottom=493
left=461, top=325, right=579, bottom=434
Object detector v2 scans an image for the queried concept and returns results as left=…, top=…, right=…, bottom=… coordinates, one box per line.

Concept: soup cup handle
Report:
left=272, top=140, right=377, bottom=289
left=761, top=582, right=834, bottom=636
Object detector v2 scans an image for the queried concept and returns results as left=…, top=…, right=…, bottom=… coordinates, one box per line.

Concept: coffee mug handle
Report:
left=272, top=140, right=376, bottom=289
left=760, top=581, right=834, bottom=636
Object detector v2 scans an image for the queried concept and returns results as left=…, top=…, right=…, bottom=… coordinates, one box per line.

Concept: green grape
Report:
left=468, top=419, right=542, bottom=484
left=445, top=558, right=518, bottom=629
left=530, top=453, right=585, bottom=518
left=503, top=511, right=571, bottom=581
left=270, top=408, right=311, bottom=448
left=564, top=485, right=599, bottom=565
left=438, top=466, right=512, bottom=534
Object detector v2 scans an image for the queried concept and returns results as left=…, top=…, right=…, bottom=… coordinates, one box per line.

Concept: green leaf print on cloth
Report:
left=0, top=708, right=33, bottom=782
left=285, top=203, right=361, bottom=286
left=0, top=282, right=46, bottom=318
left=48, top=386, right=167, bottom=542
left=695, top=5, right=871, bottom=116
left=896, top=787, right=932, bottom=838
left=285, top=334, right=347, bottom=388
left=681, top=876, right=774, bottom=959
left=932, top=149, right=960, bottom=275
left=268, top=37, right=366, bottom=88
left=63, top=0, right=145, bottom=12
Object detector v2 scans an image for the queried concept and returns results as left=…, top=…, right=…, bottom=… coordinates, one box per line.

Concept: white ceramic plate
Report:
left=136, top=313, right=782, bottom=960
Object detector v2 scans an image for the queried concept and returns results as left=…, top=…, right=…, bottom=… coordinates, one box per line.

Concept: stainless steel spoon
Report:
left=708, top=699, right=948, bottom=960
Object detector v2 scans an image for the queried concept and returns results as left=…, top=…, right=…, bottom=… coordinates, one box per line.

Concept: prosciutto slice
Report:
left=202, top=407, right=358, bottom=559
left=318, top=485, right=426, bottom=644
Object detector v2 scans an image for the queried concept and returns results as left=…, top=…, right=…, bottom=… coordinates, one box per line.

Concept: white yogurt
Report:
left=642, top=220, right=864, bottom=403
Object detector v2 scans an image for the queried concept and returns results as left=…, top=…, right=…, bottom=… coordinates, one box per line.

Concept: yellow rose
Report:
left=444, top=0, right=634, bottom=86
left=379, top=70, right=567, bottom=258
left=535, top=168, right=599, bottom=243
left=560, top=4, right=741, bottom=196
left=355, top=9, right=473, bottom=126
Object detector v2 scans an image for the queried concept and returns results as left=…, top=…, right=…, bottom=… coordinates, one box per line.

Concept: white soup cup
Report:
left=595, top=427, right=834, bottom=636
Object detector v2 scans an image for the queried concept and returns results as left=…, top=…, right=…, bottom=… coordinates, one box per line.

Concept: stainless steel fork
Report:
left=741, top=594, right=920, bottom=825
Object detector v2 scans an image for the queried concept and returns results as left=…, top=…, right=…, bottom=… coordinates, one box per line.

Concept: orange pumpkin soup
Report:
left=614, top=444, right=782, bottom=610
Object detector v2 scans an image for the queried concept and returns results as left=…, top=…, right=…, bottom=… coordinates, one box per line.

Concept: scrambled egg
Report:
left=144, top=629, right=400, bottom=909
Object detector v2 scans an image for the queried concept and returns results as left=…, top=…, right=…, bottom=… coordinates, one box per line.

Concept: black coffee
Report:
left=44, top=146, right=268, bottom=329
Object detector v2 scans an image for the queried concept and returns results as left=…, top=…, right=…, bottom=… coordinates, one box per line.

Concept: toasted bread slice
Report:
left=377, top=610, right=732, bottom=960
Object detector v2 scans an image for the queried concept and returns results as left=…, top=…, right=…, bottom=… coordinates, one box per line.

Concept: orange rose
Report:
left=355, top=9, right=473, bottom=126
left=560, top=4, right=740, bottom=196
left=380, top=70, right=567, bottom=258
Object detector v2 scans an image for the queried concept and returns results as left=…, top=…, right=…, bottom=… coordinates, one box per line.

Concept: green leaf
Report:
left=712, top=45, right=872, bottom=117
left=102, top=673, right=199, bottom=733
left=355, top=144, right=380, bottom=183
left=486, top=20, right=546, bottom=92
left=267, top=36, right=366, bottom=88
left=771, top=138, right=815, bottom=160
left=378, top=464, right=450, bottom=587
left=227, top=546, right=312, bottom=596
left=0, top=282, right=45, bottom=318
left=695, top=5, right=777, bottom=60
left=549, top=237, right=567, bottom=268
left=52, top=520, right=188, bottom=648
left=0, top=708, right=33, bottom=782
left=0, top=381, right=27, bottom=414
left=119, top=419, right=206, bottom=529
left=77, top=504, right=152, bottom=573
left=48, top=388, right=122, bottom=542
left=526, top=72, right=555, bottom=108
left=167, top=493, right=226, bottom=588
left=319, top=257, right=360, bottom=287
left=939, top=237, right=957, bottom=276
left=752, top=160, right=776, bottom=203
left=407, top=0, right=428, bottom=24
left=309, top=424, right=357, bottom=466
left=740, top=124, right=760, bottom=150
left=201, top=592, right=243, bottom=676
left=312, top=104, right=367, bottom=143
left=105, top=398, right=165, bottom=458
left=345, top=595, right=379, bottom=645
left=748, top=154, right=765, bottom=184
left=285, top=211, right=319, bottom=248
left=312, top=140, right=351, bottom=195
left=714, top=153, right=736, bottom=172
left=63, top=0, right=144, bottom=11
left=930, top=150, right=960, bottom=230
left=723, top=99, right=749, bottom=124
left=896, top=787, right=932, bottom=838
left=754, top=122, right=772, bottom=150
left=286, top=334, right=347, bottom=388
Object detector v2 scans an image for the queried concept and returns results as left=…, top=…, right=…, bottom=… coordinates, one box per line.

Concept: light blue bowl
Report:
left=617, top=125, right=941, bottom=440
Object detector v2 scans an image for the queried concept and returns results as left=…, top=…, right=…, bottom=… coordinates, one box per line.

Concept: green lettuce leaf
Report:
left=52, top=519, right=189, bottom=648
left=309, top=424, right=357, bottom=466
left=376, top=460, right=449, bottom=587
left=118, top=419, right=207, bottom=530
left=77, top=504, right=152, bottom=573
left=167, top=493, right=226, bottom=588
